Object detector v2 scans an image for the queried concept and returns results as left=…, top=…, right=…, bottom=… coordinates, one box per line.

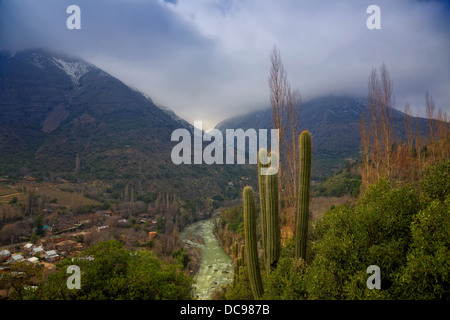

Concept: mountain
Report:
left=215, top=95, right=430, bottom=180
left=0, top=49, right=252, bottom=200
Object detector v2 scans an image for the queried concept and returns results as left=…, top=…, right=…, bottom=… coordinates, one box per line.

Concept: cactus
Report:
left=257, top=148, right=269, bottom=263
left=265, top=165, right=280, bottom=272
left=243, top=186, right=264, bottom=299
left=233, top=241, right=239, bottom=260
left=240, top=132, right=312, bottom=296
left=295, top=131, right=312, bottom=260
left=232, top=241, right=243, bottom=287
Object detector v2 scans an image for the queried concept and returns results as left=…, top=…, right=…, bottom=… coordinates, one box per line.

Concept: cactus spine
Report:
left=265, top=165, right=280, bottom=272
left=295, top=131, right=312, bottom=260
left=243, top=186, right=264, bottom=299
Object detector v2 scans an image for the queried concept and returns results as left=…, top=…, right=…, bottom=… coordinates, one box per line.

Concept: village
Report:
left=0, top=206, right=161, bottom=298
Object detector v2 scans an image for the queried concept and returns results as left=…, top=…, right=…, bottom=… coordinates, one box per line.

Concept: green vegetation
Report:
left=219, top=206, right=243, bottom=234
left=312, top=164, right=362, bottom=198
left=172, top=247, right=190, bottom=269
left=21, top=240, right=193, bottom=300
left=225, top=160, right=449, bottom=300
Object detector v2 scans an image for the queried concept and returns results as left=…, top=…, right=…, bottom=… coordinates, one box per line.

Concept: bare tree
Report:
left=403, top=102, right=414, bottom=152
left=414, top=112, right=424, bottom=176
left=368, top=67, right=382, bottom=181
left=436, top=107, right=449, bottom=160
left=359, top=103, right=371, bottom=191
left=269, top=46, right=287, bottom=213
left=425, top=92, right=436, bottom=160
left=378, top=63, right=393, bottom=177
left=360, top=64, right=395, bottom=189
left=268, top=45, right=302, bottom=212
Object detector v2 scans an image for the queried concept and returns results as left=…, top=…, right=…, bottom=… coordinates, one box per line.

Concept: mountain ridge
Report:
left=215, top=95, right=430, bottom=180
left=0, top=49, right=251, bottom=202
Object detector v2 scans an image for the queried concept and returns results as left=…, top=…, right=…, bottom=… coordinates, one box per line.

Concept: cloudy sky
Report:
left=1, top=0, right=449, bottom=129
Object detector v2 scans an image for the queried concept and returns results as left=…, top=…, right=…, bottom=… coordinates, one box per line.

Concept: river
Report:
left=180, top=217, right=234, bottom=300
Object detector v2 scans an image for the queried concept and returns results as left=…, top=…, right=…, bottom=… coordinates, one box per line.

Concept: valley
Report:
left=0, top=49, right=448, bottom=302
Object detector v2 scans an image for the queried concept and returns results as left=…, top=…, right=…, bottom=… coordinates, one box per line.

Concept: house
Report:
left=97, top=225, right=108, bottom=232
left=0, top=249, right=11, bottom=262
left=44, top=250, right=59, bottom=262
left=23, top=243, right=34, bottom=252
left=32, top=246, right=44, bottom=255
left=26, top=257, right=39, bottom=264
left=148, top=231, right=157, bottom=241
left=11, top=254, right=24, bottom=263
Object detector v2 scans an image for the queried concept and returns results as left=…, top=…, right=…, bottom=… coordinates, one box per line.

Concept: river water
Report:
left=180, top=217, right=234, bottom=300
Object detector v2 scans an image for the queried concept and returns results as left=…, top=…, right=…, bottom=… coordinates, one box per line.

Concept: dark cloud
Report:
left=1, top=0, right=449, bottom=129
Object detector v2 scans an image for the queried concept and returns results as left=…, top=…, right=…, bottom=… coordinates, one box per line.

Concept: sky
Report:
left=1, top=0, right=449, bottom=129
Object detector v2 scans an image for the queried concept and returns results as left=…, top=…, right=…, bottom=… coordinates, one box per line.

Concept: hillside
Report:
left=0, top=49, right=253, bottom=201
left=215, top=95, right=429, bottom=180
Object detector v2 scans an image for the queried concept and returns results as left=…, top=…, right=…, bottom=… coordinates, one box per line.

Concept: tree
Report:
left=172, top=247, right=190, bottom=269
left=34, top=214, right=44, bottom=236
left=0, top=261, right=43, bottom=299
left=360, top=63, right=394, bottom=189
left=0, top=223, right=21, bottom=245
left=268, top=45, right=302, bottom=212
left=305, top=161, right=449, bottom=300
left=425, top=92, right=436, bottom=160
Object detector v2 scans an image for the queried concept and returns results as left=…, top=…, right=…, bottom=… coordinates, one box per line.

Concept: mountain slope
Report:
left=215, top=95, right=429, bottom=180
left=0, top=49, right=252, bottom=200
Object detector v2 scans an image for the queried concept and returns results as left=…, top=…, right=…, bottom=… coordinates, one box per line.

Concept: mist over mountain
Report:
left=215, top=95, right=430, bottom=180
left=0, top=49, right=432, bottom=197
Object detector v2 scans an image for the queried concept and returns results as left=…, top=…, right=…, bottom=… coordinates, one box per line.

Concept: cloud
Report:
left=1, top=0, right=449, bottom=129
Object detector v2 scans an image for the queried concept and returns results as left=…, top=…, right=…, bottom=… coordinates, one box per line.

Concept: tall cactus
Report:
left=243, top=186, right=264, bottom=299
left=295, top=131, right=312, bottom=260
left=241, top=132, right=312, bottom=297
left=257, top=148, right=269, bottom=263
left=265, top=165, right=280, bottom=272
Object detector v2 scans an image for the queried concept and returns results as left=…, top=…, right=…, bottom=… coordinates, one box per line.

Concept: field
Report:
left=0, top=182, right=101, bottom=207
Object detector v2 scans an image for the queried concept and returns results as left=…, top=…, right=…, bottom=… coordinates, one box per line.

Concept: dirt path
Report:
left=0, top=192, right=22, bottom=198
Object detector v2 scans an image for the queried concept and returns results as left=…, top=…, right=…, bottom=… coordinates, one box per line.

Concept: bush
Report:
left=305, top=161, right=449, bottom=300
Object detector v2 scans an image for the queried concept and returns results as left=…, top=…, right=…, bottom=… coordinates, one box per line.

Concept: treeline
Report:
left=359, top=64, right=449, bottom=191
